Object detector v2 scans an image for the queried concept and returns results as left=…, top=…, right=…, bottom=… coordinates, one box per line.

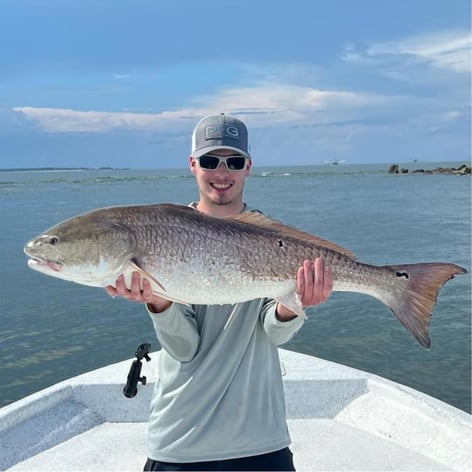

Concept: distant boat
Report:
left=324, top=159, right=346, bottom=165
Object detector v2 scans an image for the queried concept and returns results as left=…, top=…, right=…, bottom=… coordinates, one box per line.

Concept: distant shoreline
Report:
left=0, top=167, right=130, bottom=172
left=0, top=162, right=469, bottom=173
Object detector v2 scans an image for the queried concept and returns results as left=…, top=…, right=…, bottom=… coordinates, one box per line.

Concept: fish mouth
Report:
left=27, top=257, right=63, bottom=272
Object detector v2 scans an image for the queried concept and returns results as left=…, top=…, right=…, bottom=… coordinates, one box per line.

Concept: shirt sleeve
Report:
left=147, top=303, right=200, bottom=362
left=260, top=299, right=305, bottom=346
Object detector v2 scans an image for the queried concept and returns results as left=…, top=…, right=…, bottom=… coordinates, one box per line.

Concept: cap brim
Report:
left=192, top=145, right=251, bottom=159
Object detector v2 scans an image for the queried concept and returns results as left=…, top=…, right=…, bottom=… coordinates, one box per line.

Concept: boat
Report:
left=324, top=159, right=346, bottom=165
left=0, top=348, right=470, bottom=471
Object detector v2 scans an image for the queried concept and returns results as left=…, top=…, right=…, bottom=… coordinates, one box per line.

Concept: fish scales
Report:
left=24, top=203, right=467, bottom=348
left=134, top=208, right=337, bottom=298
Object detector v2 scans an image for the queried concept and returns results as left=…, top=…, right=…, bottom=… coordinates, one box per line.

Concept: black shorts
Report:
left=143, top=447, right=295, bottom=471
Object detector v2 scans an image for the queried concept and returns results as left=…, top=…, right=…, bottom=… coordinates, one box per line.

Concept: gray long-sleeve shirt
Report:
left=147, top=296, right=304, bottom=463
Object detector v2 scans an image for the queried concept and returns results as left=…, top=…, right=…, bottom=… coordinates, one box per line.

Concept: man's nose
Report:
left=215, top=162, right=231, bottom=173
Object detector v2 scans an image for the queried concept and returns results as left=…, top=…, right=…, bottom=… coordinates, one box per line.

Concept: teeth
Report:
left=212, top=183, right=231, bottom=189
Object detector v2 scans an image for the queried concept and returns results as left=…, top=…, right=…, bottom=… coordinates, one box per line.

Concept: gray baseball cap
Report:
left=191, top=113, right=251, bottom=158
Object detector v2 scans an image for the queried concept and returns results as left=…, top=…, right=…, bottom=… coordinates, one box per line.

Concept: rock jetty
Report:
left=388, top=164, right=471, bottom=175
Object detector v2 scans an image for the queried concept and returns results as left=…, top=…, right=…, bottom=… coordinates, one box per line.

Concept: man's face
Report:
left=190, top=149, right=251, bottom=207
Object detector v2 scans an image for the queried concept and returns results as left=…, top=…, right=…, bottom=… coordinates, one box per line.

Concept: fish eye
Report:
left=48, top=236, right=59, bottom=245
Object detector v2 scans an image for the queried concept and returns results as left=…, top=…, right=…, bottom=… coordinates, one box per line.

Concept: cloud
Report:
left=113, top=73, right=132, bottom=80
left=12, top=106, right=199, bottom=133
left=441, top=110, right=463, bottom=122
left=341, top=30, right=471, bottom=74
left=340, top=44, right=365, bottom=64
left=13, top=84, right=389, bottom=133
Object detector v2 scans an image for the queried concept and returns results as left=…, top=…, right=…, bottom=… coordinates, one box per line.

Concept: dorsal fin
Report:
left=229, top=212, right=356, bottom=259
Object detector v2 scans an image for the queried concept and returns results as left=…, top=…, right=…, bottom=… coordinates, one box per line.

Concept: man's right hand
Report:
left=105, top=271, right=172, bottom=313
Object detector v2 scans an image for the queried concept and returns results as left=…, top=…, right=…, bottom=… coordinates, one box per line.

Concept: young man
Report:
left=106, top=113, right=333, bottom=471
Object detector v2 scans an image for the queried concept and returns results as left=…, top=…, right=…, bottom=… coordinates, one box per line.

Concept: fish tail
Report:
left=383, top=262, right=467, bottom=348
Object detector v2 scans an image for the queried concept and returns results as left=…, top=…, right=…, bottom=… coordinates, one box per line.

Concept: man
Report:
left=106, top=113, right=333, bottom=471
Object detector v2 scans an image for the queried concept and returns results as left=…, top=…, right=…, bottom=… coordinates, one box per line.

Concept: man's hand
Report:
left=105, top=272, right=172, bottom=313
left=276, top=258, right=333, bottom=321
left=297, top=258, right=333, bottom=307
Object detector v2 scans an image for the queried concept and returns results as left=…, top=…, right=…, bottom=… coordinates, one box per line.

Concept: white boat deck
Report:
left=1, top=349, right=471, bottom=471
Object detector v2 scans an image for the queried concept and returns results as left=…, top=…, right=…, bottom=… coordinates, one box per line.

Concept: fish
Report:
left=24, top=203, right=467, bottom=348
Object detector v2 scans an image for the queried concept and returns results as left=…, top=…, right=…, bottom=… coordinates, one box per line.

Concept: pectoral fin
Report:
left=121, top=262, right=191, bottom=306
left=275, top=292, right=306, bottom=318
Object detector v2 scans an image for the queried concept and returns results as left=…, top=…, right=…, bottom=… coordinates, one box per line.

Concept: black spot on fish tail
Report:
left=384, top=263, right=467, bottom=348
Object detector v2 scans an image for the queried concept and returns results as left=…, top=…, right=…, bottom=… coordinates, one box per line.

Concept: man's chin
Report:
left=212, top=198, right=233, bottom=206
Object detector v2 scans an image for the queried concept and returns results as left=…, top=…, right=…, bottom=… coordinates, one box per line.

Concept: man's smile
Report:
left=210, top=182, right=233, bottom=190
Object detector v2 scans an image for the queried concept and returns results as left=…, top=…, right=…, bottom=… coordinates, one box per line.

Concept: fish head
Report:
left=24, top=211, right=137, bottom=286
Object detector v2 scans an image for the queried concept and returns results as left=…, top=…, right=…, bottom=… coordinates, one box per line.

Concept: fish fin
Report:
left=275, top=292, right=307, bottom=318
left=122, top=262, right=191, bottom=306
left=127, top=261, right=167, bottom=291
left=383, top=262, right=467, bottom=348
left=229, top=212, right=356, bottom=259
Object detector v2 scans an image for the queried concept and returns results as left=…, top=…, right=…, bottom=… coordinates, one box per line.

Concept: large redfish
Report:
left=24, top=203, right=467, bottom=348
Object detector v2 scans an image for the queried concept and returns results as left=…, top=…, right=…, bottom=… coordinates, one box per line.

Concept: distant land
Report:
left=0, top=162, right=469, bottom=173
left=0, top=167, right=130, bottom=172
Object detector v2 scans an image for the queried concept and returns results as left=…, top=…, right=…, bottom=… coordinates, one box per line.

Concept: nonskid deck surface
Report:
left=7, top=419, right=449, bottom=471
left=1, top=349, right=471, bottom=471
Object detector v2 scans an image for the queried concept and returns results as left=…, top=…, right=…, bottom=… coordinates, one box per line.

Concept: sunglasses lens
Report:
left=226, top=157, right=246, bottom=170
left=198, top=155, right=220, bottom=170
left=198, top=154, right=247, bottom=171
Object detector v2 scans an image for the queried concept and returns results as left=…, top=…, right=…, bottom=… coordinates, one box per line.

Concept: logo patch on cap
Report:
left=205, top=125, right=240, bottom=141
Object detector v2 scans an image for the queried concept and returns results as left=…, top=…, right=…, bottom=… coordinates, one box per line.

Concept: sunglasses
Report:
left=197, top=154, right=248, bottom=171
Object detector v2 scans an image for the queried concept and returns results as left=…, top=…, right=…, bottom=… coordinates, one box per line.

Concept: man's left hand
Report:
left=276, top=257, right=333, bottom=321
left=297, top=258, right=333, bottom=307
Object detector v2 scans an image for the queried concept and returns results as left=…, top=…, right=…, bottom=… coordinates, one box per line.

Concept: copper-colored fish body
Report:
left=25, top=204, right=467, bottom=348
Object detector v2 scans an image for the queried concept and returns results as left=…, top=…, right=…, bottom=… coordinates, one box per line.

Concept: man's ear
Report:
left=189, top=156, right=197, bottom=175
left=245, top=158, right=252, bottom=176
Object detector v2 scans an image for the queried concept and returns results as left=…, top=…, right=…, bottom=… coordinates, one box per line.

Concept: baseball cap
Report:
left=191, top=113, right=251, bottom=158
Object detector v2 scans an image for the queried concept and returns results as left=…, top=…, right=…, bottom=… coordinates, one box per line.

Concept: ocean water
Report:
left=0, top=162, right=470, bottom=413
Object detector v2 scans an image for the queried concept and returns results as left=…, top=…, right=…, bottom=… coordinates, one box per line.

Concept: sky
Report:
left=0, top=0, right=470, bottom=169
